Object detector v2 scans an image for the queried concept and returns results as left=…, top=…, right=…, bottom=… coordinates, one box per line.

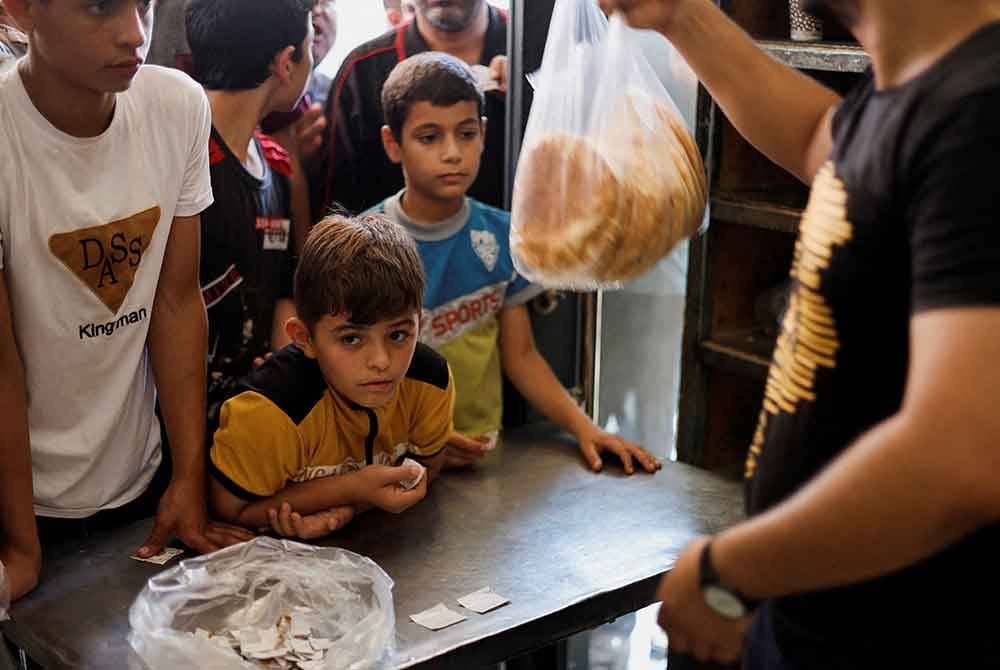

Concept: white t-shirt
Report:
left=0, top=65, right=213, bottom=518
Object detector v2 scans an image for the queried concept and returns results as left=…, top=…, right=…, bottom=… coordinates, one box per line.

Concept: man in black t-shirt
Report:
left=600, top=0, right=1000, bottom=668
left=186, top=0, right=315, bottom=433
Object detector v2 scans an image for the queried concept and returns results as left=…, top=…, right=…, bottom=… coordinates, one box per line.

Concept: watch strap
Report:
left=698, top=540, right=759, bottom=610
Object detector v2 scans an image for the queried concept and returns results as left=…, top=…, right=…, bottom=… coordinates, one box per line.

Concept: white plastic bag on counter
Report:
left=128, top=538, right=394, bottom=670
left=510, top=0, right=708, bottom=289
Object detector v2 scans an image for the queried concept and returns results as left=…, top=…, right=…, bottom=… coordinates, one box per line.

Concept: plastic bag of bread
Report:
left=510, top=0, right=708, bottom=289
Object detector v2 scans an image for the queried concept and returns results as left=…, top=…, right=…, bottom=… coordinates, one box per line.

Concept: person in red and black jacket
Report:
left=309, top=0, right=508, bottom=218
left=186, top=0, right=316, bottom=435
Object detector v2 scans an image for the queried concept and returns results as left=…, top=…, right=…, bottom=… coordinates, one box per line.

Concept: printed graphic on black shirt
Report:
left=745, top=162, right=852, bottom=480
left=257, top=215, right=291, bottom=251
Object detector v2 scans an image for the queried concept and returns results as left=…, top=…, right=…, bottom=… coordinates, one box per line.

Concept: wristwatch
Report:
left=699, top=540, right=757, bottom=620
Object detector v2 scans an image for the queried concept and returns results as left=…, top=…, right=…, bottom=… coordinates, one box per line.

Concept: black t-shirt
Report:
left=745, top=22, right=1000, bottom=668
left=200, top=128, right=296, bottom=428
left=308, top=8, right=508, bottom=217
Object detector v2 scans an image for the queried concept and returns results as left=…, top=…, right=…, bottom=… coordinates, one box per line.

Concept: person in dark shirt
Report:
left=151, top=0, right=330, bottom=255
left=308, top=0, right=508, bottom=218
left=601, top=0, right=1000, bottom=668
left=186, top=0, right=315, bottom=434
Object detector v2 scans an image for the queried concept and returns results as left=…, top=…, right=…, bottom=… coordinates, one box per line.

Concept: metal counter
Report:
left=2, top=425, right=743, bottom=669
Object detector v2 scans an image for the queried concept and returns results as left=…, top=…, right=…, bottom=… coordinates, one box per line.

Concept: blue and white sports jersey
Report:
left=373, top=191, right=543, bottom=436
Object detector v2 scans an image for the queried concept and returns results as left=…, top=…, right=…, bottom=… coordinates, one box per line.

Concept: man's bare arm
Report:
left=712, top=307, right=1000, bottom=598
left=142, top=215, right=253, bottom=556
left=149, top=215, right=208, bottom=490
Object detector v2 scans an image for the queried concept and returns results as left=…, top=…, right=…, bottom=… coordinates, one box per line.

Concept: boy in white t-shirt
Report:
left=0, top=0, right=251, bottom=602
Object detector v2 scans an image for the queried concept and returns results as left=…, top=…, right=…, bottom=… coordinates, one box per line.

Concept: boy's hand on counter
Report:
left=362, top=464, right=429, bottom=514
left=574, top=424, right=662, bottom=475
left=265, top=502, right=355, bottom=540
left=442, top=432, right=491, bottom=469
left=138, top=479, right=254, bottom=558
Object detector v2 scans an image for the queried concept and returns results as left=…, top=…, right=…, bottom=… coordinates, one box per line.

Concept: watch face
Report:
left=703, top=585, right=747, bottom=620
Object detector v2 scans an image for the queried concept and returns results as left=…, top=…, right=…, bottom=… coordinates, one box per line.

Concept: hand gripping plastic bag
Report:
left=128, top=538, right=394, bottom=670
left=510, top=0, right=708, bottom=289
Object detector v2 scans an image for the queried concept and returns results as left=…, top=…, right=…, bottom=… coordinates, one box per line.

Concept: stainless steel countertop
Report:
left=2, top=425, right=743, bottom=669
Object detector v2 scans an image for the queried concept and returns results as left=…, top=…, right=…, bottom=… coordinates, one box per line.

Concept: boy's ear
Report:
left=381, top=125, right=403, bottom=165
left=286, top=317, right=318, bottom=359
left=271, top=45, right=298, bottom=85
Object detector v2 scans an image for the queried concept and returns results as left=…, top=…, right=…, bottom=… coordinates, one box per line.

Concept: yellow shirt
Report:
left=210, top=343, right=454, bottom=500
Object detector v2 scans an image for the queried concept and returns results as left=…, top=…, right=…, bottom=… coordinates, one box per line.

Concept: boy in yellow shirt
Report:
left=372, top=53, right=661, bottom=475
left=209, top=213, right=454, bottom=539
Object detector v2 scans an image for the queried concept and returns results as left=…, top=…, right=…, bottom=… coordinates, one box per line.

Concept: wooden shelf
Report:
left=700, top=329, right=775, bottom=381
left=712, top=192, right=803, bottom=235
left=678, top=0, right=864, bottom=471
left=758, top=40, right=870, bottom=73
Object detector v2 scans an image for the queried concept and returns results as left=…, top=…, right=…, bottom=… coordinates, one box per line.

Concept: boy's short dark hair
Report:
left=295, top=213, right=425, bottom=329
left=381, top=52, right=485, bottom=141
left=186, top=0, right=312, bottom=90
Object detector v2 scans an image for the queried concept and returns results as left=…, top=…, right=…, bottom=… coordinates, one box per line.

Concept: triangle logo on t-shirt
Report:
left=471, top=229, right=499, bottom=272
left=48, top=206, right=161, bottom=314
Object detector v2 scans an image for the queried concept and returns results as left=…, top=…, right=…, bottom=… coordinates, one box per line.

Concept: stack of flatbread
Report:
left=512, top=92, right=707, bottom=285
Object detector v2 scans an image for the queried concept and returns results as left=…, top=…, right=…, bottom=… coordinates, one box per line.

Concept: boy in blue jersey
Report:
left=372, top=52, right=661, bottom=474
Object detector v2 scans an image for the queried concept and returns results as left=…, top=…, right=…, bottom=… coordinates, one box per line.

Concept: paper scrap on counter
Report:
left=130, top=547, right=184, bottom=565
left=457, top=587, right=510, bottom=614
left=410, top=603, right=467, bottom=630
